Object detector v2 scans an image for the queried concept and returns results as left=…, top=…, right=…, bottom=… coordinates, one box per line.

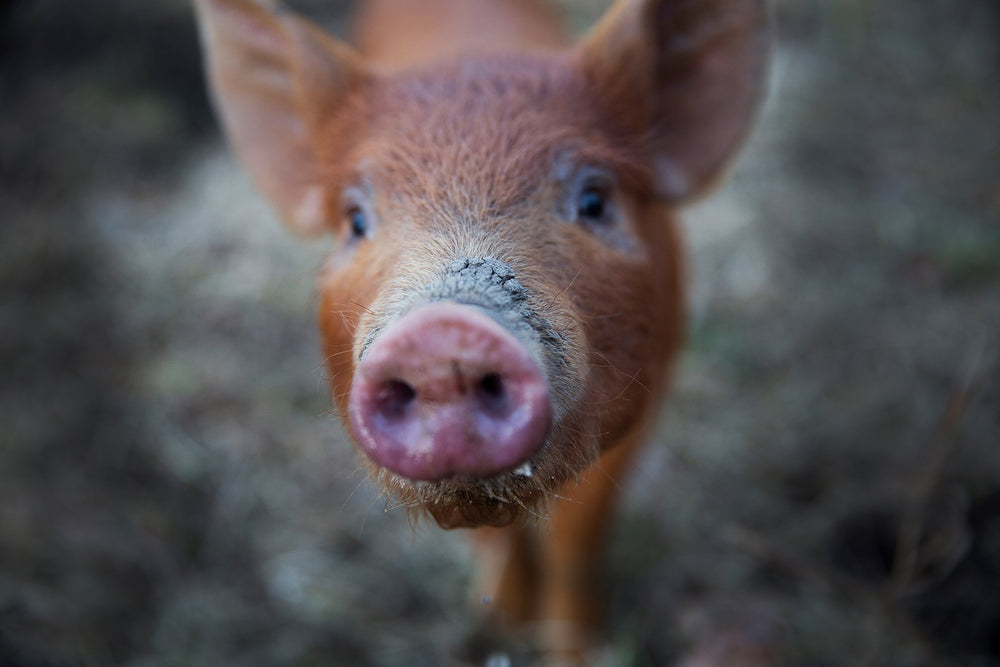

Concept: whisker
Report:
left=550, top=492, right=582, bottom=505
left=591, top=459, right=624, bottom=491
left=350, top=300, right=374, bottom=315
left=546, top=266, right=584, bottom=310
left=590, top=350, right=651, bottom=396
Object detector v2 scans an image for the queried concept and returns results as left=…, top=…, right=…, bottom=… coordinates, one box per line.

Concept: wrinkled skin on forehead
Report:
left=317, top=55, right=684, bottom=527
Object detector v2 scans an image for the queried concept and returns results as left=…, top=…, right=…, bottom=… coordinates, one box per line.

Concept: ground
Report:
left=1, top=0, right=998, bottom=665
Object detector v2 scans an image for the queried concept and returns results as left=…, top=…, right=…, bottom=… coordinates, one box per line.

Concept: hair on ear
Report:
left=577, top=0, right=769, bottom=203
left=194, top=0, right=369, bottom=235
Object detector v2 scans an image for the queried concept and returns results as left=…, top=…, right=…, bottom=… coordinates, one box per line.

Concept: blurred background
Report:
left=1, top=0, right=998, bottom=664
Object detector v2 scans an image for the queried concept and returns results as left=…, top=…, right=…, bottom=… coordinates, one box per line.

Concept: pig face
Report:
left=316, top=57, right=684, bottom=526
left=194, top=0, right=767, bottom=528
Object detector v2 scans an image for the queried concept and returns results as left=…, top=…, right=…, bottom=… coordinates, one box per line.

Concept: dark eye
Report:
left=346, top=205, right=367, bottom=238
left=576, top=185, right=608, bottom=222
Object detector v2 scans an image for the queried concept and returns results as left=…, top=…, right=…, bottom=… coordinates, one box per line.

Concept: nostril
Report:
left=478, top=373, right=504, bottom=398
left=375, top=379, right=416, bottom=418
left=475, top=372, right=508, bottom=414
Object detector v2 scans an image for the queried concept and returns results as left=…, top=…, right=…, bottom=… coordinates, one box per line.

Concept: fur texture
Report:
left=314, top=56, right=683, bottom=526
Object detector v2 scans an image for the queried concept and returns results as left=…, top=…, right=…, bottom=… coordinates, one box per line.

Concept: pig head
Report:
left=193, top=0, right=768, bottom=529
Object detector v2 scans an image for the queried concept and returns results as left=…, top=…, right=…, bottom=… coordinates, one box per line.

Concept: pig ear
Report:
left=194, top=0, right=366, bottom=235
left=578, top=0, right=769, bottom=203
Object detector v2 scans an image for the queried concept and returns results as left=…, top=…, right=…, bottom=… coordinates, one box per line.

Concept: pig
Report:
left=193, top=0, right=768, bottom=656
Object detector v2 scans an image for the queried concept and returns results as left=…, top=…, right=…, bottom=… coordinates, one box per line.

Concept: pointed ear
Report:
left=577, top=0, right=769, bottom=203
left=194, top=0, right=367, bottom=235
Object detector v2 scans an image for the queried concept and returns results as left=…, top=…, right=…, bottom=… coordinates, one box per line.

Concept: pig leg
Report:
left=538, top=433, right=646, bottom=656
left=472, top=525, right=540, bottom=626
left=472, top=432, right=646, bottom=654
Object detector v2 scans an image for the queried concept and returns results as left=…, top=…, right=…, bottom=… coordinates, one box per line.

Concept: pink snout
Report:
left=348, top=302, right=552, bottom=481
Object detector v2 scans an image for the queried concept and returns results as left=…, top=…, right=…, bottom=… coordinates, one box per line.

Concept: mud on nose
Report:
left=347, top=302, right=552, bottom=481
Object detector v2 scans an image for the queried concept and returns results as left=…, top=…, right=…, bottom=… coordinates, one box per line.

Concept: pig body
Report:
left=195, top=0, right=767, bottom=655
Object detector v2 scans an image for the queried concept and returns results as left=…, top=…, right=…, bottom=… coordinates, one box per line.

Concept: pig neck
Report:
left=352, top=0, right=569, bottom=72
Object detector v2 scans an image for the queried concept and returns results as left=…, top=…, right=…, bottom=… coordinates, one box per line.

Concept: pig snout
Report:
left=348, top=301, right=552, bottom=481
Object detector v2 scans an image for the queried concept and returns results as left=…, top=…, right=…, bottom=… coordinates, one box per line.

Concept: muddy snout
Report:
left=348, top=301, right=552, bottom=481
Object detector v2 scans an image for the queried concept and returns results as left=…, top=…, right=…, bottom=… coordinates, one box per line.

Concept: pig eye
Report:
left=572, top=175, right=616, bottom=227
left=577, top=185, right=607, bottom=222
left=345, top=205, right=368, bottom=239
left=563, top=168, right=636, bottom=252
